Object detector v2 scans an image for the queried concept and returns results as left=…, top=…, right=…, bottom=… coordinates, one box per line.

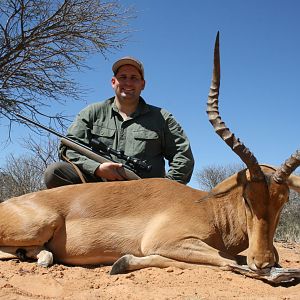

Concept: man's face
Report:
left=111, top=65, right=145, bottom=103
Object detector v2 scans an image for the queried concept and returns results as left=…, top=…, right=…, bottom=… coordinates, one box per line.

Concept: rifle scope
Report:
left=90, top=139, right=152, bottom=173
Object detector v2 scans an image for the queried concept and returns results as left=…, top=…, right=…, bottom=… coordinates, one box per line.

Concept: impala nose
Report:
left=248, top=259, right=273, bottom=271
left=254, top=261, right=273, bottom=270
left=248, top=252, right=275, bottom=271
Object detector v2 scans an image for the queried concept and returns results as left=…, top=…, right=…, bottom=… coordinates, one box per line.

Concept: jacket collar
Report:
left=110, top=96, right=150, bottom=119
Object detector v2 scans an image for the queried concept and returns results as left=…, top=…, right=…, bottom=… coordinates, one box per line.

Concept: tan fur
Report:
left=1, top=165, right=298, bottom=274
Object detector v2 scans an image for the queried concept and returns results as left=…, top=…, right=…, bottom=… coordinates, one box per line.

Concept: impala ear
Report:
left=209, top=169, right=248, bottom=197
left=286, top=174, right=300, bottom=194
left=245, top=169, right=251, bottom=181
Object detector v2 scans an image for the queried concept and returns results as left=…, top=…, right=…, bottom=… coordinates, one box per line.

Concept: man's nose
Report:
left=123, top=78, right=135, bottom=83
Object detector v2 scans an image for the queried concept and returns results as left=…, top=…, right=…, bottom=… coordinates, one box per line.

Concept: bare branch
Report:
left=196, top=163, right=244, bottom=191
left=0, top=134, right=60, bottom=201
left=22, top=133, right=59, bottom=169
left=0, top=0, right=134, bottom=125
left=0, top=153, right=45, bottom=201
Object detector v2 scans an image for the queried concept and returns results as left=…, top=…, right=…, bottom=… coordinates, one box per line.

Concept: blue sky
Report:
left=1, top=0, right=300, bottom=188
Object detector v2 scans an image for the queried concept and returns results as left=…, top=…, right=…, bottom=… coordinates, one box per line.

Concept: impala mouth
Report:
left=247, top=253, right=275, bottom=272
left=249, top=262, right=272, bottom=273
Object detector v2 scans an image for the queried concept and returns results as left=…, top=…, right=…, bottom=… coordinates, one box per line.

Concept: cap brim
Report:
left=112, top=58, right=144, bottom=78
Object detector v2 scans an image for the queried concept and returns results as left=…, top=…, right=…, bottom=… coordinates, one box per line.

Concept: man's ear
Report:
left=111, top=77, right=116, bottom=87
left=141, top=80, right=146, bottom=90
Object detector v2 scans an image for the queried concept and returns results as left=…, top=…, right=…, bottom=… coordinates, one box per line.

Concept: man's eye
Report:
left=117, top=76, right=141, bottom=82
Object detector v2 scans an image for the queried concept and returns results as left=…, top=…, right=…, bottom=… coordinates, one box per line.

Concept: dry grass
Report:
left=275, top=191, right=300, bottom=242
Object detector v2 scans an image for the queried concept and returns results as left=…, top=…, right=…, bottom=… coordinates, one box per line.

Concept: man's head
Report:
left=111, top=57, right=145, bottom=104
left=112, top=56, right=144, bottom=79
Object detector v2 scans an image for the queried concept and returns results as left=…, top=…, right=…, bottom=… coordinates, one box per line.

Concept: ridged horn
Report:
left=206, top=32, right=264, bottom=181
left=273, top=150, right=300, bottom=183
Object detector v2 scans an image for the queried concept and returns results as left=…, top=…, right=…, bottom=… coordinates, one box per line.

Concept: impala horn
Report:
left=206, top=32, right=264, bottom=182
left=273, top=150, right=300, bottom=183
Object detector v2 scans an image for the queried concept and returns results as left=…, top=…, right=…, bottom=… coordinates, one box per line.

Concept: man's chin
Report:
left=121, top=92, right=135, bottom=98
left=119, top=95, right=138, bottom=102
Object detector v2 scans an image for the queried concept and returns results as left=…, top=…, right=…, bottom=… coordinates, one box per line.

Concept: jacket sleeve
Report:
left=162, top=111, right=194, bottom=184
left=59, top=105, right=100, bottom=177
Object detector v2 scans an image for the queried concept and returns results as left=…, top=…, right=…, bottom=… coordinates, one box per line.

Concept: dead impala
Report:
left=0, top=33, right=299, bottom=276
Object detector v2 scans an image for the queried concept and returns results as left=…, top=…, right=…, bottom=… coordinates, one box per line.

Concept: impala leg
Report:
left=0, top=211, right=63, bottom=267
left=0, top=247, right=18, bottom=260
left=111, top=254, right=204, bottom=275
left=0, top=246, right=53, bottom=267
left=111, top=240, right=238, bottom=275
left=142, top=238, right=237, bottom=268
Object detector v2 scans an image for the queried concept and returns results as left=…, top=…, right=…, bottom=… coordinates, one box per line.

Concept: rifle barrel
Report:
left=15, top=113, right=141, bottom=180
left=16, top=113, right=65, bottom=139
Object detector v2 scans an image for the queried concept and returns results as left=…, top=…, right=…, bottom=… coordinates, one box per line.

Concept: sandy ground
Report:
left=0, top=242, right=299, bottom=300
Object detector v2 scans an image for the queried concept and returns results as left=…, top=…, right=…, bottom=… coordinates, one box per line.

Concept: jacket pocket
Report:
left=134, top=130, right=159, bottom=140
left=132, top=130, right=161, bottom=157
left=92, top=126, right=116, bottom=149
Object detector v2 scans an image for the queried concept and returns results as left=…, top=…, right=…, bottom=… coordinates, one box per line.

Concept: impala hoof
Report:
left=16, top=248, right=27, bottom=260
left=37, top=250, right=53, bottom=267
left=110, top=254, right=132, bottom=275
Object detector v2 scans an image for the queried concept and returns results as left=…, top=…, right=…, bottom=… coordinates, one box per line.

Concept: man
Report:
left=44, top=57, right=194, bottom=188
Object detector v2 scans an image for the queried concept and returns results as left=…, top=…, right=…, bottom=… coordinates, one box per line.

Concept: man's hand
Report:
left=95, top=162, right=127, bottom=181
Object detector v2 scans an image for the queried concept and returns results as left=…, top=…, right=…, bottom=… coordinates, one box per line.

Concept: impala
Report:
left=0, top=33, right=299, bottom=276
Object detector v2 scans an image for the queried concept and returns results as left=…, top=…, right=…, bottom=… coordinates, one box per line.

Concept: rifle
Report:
left=16, top=114, right=152, bottom=180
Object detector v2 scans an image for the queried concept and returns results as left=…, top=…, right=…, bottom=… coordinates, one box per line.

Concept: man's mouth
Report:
left=121, top=89, right=134, bottom=96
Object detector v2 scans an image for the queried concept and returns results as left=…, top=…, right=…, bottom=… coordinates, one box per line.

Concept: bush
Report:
left=0, top=154, right=46, bottom=201
left=275, top=190, right=300, bottom=242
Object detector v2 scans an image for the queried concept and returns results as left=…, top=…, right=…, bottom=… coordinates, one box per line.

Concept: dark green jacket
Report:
left=61, top=97, right=194, bottom=184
